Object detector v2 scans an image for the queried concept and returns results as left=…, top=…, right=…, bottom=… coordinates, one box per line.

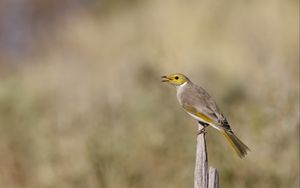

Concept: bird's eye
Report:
left=174, top=76, right=179, bottom=80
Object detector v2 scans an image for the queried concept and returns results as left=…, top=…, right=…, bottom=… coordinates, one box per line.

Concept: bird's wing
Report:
left=182, top=104, right=218, bottom=124
left=181, top=84, right=231, bottom=131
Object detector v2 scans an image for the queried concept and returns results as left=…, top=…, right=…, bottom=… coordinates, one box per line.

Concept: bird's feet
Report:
left=197, top=127, right=207, bottom=135
left=197, top=121, right=208, bottom=135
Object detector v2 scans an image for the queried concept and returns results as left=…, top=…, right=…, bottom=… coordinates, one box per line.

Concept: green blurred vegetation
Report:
left=0, top=0, right=299, bottom=188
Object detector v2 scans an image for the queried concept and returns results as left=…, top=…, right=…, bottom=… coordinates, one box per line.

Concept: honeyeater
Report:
left=162, top=73, right=250, bottom=158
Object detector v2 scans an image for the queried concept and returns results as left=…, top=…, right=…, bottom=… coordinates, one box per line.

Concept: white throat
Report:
left=176, top=81, right=188, bottom=89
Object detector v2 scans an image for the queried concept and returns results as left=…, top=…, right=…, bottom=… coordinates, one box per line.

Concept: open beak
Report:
left=161, top=75, right=170, bottom=82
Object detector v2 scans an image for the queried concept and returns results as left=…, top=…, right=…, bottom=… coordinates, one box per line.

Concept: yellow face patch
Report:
left=161, top=73, right=189, bottom=86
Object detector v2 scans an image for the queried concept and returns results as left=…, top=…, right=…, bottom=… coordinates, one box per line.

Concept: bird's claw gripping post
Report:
left=197, top=127, right=207, bottom=135
left=197, top=121, right=209, bottom=135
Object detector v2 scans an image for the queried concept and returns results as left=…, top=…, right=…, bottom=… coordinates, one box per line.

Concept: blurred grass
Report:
left=0, top=0, right=299, bottom=188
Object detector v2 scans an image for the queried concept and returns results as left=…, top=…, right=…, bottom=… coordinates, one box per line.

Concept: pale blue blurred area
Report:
left=0, top=0, right=92, bottom=61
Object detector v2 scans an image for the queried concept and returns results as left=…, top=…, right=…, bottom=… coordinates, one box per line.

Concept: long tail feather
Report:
left=221, top=130, right=250, bottom=158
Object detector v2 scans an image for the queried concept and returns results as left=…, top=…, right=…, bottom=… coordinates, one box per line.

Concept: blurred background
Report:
left=0, top=0, right=299, bottom=188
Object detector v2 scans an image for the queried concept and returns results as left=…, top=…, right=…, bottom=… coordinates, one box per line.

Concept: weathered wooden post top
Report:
left=194, top=123, right=219, bottom=188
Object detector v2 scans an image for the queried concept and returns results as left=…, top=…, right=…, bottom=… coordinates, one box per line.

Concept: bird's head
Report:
left=161, top=73, right=189, bottom=86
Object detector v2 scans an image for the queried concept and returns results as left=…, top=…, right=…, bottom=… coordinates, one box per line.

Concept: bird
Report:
left=161, top=73, right=250, bottom=158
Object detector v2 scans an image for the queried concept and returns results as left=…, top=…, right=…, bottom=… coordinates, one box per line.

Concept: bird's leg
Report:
left=197, top=128, right=206, bottom=135
left=197, top=121, right=209, bottom=135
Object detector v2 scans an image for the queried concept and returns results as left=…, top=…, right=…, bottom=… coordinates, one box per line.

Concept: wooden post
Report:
left=194, top=123, right=208, bottom=188
left=194, top=123, right=219, bottom=188
left=208, top=167, right=219, bottom=188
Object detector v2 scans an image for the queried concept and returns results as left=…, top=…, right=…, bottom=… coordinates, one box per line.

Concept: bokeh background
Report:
left=0, top=0, right=299, bottom=188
